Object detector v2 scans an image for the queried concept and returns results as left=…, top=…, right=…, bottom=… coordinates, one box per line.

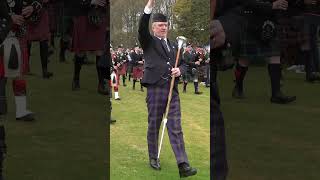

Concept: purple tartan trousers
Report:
left=146, top=82, right=189, bottom=165
left=210, top=75, right=228, bottom=180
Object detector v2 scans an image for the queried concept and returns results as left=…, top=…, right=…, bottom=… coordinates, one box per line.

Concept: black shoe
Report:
left=195, top=91, right=203, bottom=95
left=16, top=113, right=35, bottom=121
left=178, top=163, right=197, bottom=178
left=232, top=86, right=245, bottom=99
left=43, top=72, right=53, bottom=79
left=72, top=80, right=80, bottom=91
left=140, top=88, right=144, bottom=92
left=109, top=119, right=116, bottom=124
left=123, top=84, right=127, bottom=87
left=270, top=92, right=296, bottom=104
left=149, top=158, right=161, bottom=170
left=133, top=86, right=135, bottom=90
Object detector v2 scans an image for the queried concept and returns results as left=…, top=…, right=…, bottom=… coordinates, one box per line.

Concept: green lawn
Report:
left=111, top=80, right=210, bottom=180
left=217, top=66, right=320, bottom=180
left=4, top=42, right=108, bottom=180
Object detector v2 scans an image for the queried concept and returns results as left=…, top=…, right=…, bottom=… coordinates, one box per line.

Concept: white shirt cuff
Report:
left=144, top=6, right=153, bottom=14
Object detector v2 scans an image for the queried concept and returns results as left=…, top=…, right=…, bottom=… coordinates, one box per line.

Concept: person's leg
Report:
left=268, top=56, right=296, bottom=104
left=40, top=40, right=53, bottom=78
left=146, top=86, right=165, bottom=170
left=12, top=78, right=34, bottom=121
left=232, top=58, right=248, bottom=98
left=166, top=91, right=197, bottom=177
left=72, top=53, right=85, bottom=90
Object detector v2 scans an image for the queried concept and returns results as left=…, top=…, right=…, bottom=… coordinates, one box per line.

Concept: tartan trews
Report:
left=146, top=83, right=189, bottom=165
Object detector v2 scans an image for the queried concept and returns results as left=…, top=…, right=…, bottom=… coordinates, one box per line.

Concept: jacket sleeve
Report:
left=0, top=1, right=11, bottom=20
left=138, top=13, right=153, bottom=50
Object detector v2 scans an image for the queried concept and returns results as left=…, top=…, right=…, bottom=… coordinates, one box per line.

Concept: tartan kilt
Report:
left=71, top=16, right=106, bottom=53
left=237, top=18, right=280, bottom=58
left=117, top=63, right=127, bottom=75
left=127, top=64, right=133, bottom=74
left=47, top=3, right=62, bottom=32
left=132, top=66, right=144, bottom=79
left=278, top=16, right=309, bottom=48
left=26, top=10, right=50, bottom=41
left=0, top=38, right=29, bottom=78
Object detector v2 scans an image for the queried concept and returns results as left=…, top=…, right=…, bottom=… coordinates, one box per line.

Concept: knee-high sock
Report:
left=59, top=38, right=68, bottom=61
left=0, top=79, right=7, bottom=116
left=234, top=63, right=248, bottom=91
left=0, top=125, right=6, bottom=179
left=122, top=75, right=126, bottom=85
left=301, top=50, right=313, bottom=79
left=268, top=64, right=281, bottom=97
left=114, top=86, right=120, bottom=99
left=133, top=79, right=136, bottom=89
left=74, top=55, right=84, bottom=81
left=96, top=56, right=105, bottom=85
left=12, top=79, right=30, bottom=117
left=27, top=43, right=32, bottom=72
left=40, top=40, right=49, bottom=73
left=140, top=81, right=143, bottom=90
left=50, top=33, right=55, bottom=48
left=194, top=81, right=199, bottom=92
left=183, top=82, right=187, bottom=91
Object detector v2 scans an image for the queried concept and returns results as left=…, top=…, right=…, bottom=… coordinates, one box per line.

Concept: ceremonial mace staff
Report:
left=157, top=36, right=187, bottom=160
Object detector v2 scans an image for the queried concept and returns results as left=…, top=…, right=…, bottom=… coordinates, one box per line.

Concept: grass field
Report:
left=6, top=41, right=320, bottom=180
left=4, top=42, right=108, bottom=180
left=111, top=79, right=210, bottom=180
left=217, top=66, right=320, bottom=180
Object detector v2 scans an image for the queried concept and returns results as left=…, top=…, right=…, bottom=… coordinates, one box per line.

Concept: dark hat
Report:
left=118, top=44, right=123, bottom=48
left=152, top=13, right=168, bottom=23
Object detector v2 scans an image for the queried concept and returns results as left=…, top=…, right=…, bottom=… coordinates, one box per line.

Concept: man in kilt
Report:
left=219, top=0, right=297, bottom=104
left=182, top=44, right=202, bottom=94
left=279, top=0, right=320, bottom=82
left=131, top=46, right=144, bottom=91
left=26, top=0, right=53, bottom=79
left=58, top=0, right=74, bottom=63
left=0, top=0, right=42, bottom=178
left=115, top=44, right=128, bottom=87
left=47, top=0, right=62, bottom=49
left=139, top=0, right=197, bottom=177
left=204, top=47, right=210, bottom=87
left=70, top=0, right=108, bottom=95
left=111, top=50, right=121, bottom=100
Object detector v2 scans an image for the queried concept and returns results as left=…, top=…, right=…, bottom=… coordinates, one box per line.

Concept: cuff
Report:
left=144, top=6, right=153, bottom=14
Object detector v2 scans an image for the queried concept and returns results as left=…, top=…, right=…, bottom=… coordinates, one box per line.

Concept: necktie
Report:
left=161, top=39, right=171, bottom=52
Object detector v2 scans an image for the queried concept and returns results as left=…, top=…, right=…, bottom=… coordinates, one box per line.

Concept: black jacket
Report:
left=138, top=12, right=187, bottom=87
left=130, top=51, right=143, bottom=67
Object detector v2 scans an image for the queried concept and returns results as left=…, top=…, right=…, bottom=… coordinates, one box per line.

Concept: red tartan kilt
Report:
left=132, top=66, right=144, bottom=79
left=278, top=17, right=309, bottom=48
left=117, top=63, right=127, bottom=75
left=27, top=10, right=50, bottom=41
left=71, top=16, right=106, bottom=53
left=0, top=46, right=29, bottom=78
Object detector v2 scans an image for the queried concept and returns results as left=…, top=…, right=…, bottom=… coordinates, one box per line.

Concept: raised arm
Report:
left=138, top=0, right=155, bottom=50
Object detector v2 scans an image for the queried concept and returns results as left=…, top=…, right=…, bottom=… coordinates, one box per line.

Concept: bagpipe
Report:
left=115, top=52, right=128, bottom=69
left=25, top=0, right=43, bottom=25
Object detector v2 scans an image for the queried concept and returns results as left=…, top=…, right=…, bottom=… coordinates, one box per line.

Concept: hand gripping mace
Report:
left=157, top=36, right=187, bottom=159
